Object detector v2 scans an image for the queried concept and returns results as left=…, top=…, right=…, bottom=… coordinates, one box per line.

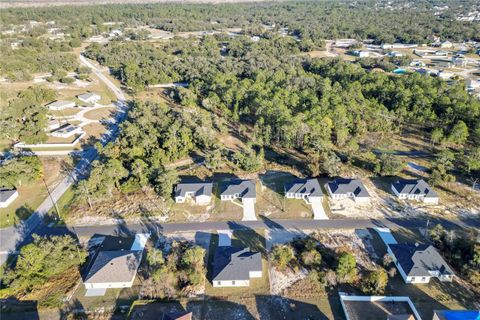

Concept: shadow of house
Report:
left=200, top=297, right=256, bottom=320
left=227, top=221, right=267, bottom=256
left=129, top=301, right=193, bottom=320
left=255, top=295, right=330, bottom=320
left=0, top=298, right=40, bottom=320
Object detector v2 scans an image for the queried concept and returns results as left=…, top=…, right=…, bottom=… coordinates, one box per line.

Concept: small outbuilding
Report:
left=0, top=188, right=19, bottom=208
left=47, top=100, right=76, bottom=110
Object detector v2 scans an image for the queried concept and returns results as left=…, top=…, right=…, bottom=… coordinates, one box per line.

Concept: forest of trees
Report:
left=2, top=0, right=479, bottom=44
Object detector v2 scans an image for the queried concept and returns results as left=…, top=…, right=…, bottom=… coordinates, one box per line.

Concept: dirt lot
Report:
left=83, top=107, right=116, bottom=121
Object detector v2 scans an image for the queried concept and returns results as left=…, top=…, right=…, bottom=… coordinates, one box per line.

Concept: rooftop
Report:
left=433, top=310, right=480, bottom=320
left=392, top=179, right=438, bottom=198
left=212, top=247, right=262, bottom=281
left=84, top=250, right=142, bottom=284
left=175, top=182, right=213, bottom=198
left=0, top=188, right=17, bottom=202
left=220, top=180, right=256, bottom=199
left=388, top=243, right=454, bottom=277
left=327, top=178, right=370, bottom=197
left=285, top=178, right=323, bottom=197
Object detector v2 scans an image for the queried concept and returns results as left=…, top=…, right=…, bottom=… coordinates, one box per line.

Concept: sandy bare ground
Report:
left=0, top=0, right=268, bottom=9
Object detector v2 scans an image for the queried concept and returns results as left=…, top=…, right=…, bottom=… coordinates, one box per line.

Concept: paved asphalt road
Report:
left=29, top=216, right=480, bottom=242
left=0, top=54, right=126, bottom=265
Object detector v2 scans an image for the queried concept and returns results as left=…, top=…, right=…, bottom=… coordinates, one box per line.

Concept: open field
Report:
left=83, top=106, right=116, bottom=120
left=0, top=157, right=65, bottom=228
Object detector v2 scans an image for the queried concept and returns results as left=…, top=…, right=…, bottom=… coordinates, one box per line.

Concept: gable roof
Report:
left=220, top=180, right=256, bottom=199
left=327, top=179, right=370, bottom=197
left=388, top=243, right=454, bottom=277
left=78, top=92, right=100, bottom=100
left=392, top=179, right=438, bottom=198
left=212, top=247, right=262, bottom=281
left=0, top=188, right=17, bottom=203
left=47, top=100, right=74, bottom=108
left=175, top=182, right=213, bottom=198
left=285, top=179, right=323, bottom=197
left=84, top=250, right=141, bottom=284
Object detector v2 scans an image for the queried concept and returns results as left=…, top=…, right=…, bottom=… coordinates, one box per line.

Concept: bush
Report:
left=336, top=251, right=357, bottom=283
left=361, top=269, right=388, bottom=294
left=270, top=244, right=295, bottom=270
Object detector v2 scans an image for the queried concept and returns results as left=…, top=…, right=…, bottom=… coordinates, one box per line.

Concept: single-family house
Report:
left=0, top=188, right=19, bottom=208
left=391, top=179, right=439, bottom=204
left=50, top=124, right=83, bottom=138
left=220, top=180, right=256, bottom=203
left=174, top=182, right=213, bottom=205
left=325, top=178, right=370, bottom=203
left=83, top=234, right=149, bottom=294
left=284, top=178, right=323, bottom=203
left=212, top=246, right=262, bottom=287
left=387, top=243, right=454, bottom=284
left=77, top=92, right=101, bottom=104
left=440, top=41, right=453, bottom=49
left=466, top=79, right=480, bottom=91
left=433, top=310, right=480, bottom=320
left=47, top=100, right=76, bottom=110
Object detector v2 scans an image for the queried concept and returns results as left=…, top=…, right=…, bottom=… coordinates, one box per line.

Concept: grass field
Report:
left=0, top=157, right=64, bottom=228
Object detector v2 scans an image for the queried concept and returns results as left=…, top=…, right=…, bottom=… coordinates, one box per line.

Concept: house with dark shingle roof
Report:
left=387, top=243, right=454, bottom=284
left=0, top=188, right=18, bottom=208
left=212, top=246, right=262, bottom=287
left=83, top=233, right=149, bottom=295
left=220, top=180, right=256, bottom=203
left=391, top=179, right=439, bottom=204
left=284, top=178, right=323, bottom=203
left=325, top=178, right=370, bottom=203
left=174, top=182, right=213, bottom=205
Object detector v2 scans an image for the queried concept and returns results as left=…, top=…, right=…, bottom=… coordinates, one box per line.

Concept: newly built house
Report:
left=387, top=243, right=454, bottom=284
left=174, top=182, right=213, bottom=205
left=284, top=178, right=323, bottom=203
left=325, top=178, right=370, bottom=202
left=78, top=92, right=101, bottom=104
left=49, top=124, right=84, bottom=138
left=220, top=180, right=256, bottom=203
left=47, top=100, right=76, bottom=110
left=83, top=234, right=149, bottom=296
left=391, top=179, right=439, bottom=204
left=0, top=188, right=19, bottom=208
left=212, top=246, right=262, bottom=287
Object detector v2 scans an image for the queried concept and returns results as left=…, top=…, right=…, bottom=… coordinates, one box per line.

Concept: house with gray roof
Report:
left=326, top=178, right=370, bottom=203
left=387, top=243, right=454, bottom=284
left=0, top=188, right=18, bottom=208
left=47, top=100, right=76, bottom=110
left=284, top=178, right=323, bottom=203
left=175, top=182, right=213, bottom=205
left=391, top=179, right=439, bottom=204
left=220, top=180, right=256, bottom=203
left=77, top=92, right=101, bottom=104
left=83, top=233, right=149, bottom=296
left=212, top=247, right=262, bottom=287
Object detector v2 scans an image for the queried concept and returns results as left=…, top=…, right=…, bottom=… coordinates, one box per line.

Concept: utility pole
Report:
left=43, top=178, right=60, bottom=221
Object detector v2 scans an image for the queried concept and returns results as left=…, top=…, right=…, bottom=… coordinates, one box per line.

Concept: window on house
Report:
left=217, top=281, right=221, bottom=285
left=421, top=277, right=426, bottom=281
left=232, top=281, right=235, bottom=285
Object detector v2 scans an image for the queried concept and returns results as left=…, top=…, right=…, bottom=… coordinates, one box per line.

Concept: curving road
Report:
left=0, top=54, right=126, bottom=265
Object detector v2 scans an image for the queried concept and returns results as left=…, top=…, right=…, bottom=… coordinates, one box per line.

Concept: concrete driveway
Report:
left=242, top=199, right=257, bottom=221
left=311, top=201, right=329, bottom=220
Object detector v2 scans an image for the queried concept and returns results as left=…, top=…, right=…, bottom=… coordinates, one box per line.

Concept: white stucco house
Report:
left=77, top=92, right=101, bottom=104
left=212, top=246, right=262, bottom=287
left=49, top=124, right=84, bottom=138
left=325, top=178, right=370, bottom=203
left=387, top=243, right=454, bottom=284
left=174, top=182, right=213, bottom=205
left=391, top=179, right=439, bottom=204
left=47, top=100, right=76, bottom=110
left=220, top=180, right=256, bottom=204
left=0, top=188, right=19, bottom=208
left=284, top=178, right=323, bottom=203
left=83, top=233, right=149, bottom=296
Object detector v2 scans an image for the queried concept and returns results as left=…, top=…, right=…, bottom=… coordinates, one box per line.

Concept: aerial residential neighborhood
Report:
left=0, top=0, right=479, bottom=319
